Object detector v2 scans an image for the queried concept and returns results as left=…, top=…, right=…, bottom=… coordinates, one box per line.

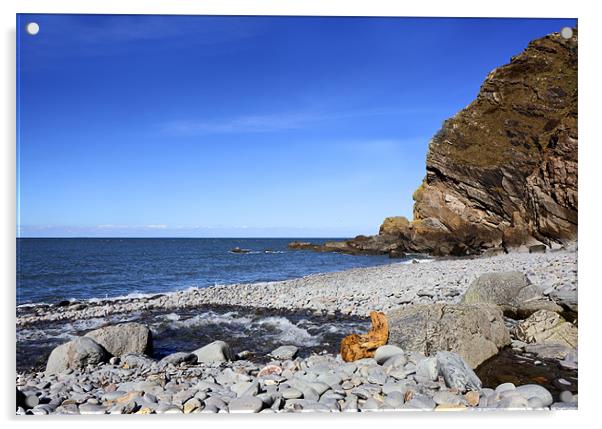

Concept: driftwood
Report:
left=340, top=311, right=389, bottom=362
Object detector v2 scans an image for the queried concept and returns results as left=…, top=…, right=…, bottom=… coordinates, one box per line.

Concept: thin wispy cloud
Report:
left=162, top=107, right=431, bottom=136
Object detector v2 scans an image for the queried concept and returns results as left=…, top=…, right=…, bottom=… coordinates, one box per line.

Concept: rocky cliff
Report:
left=291, top=29, right=578, bottom=256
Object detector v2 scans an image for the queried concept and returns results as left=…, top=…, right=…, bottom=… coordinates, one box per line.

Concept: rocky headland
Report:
left=291, top=29, right=577, bottom=257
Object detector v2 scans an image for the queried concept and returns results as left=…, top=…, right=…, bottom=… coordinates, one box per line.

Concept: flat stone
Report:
left=269, top=345, right=299, bottom=360
left=192, top=341, right=233, bottom=363
left=228, top=396, right=264, bottom=413
left=281, top=388, right=303, bottom=399
left=366, top=366, right=387, bottom=385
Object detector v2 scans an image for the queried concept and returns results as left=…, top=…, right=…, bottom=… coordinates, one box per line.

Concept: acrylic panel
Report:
left=16, top=14, right=578, bottom=414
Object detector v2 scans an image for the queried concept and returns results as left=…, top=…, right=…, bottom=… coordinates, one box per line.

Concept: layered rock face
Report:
left=405, top=29, right=578, bottom=255
left=298, top=30, right=577, bottom=257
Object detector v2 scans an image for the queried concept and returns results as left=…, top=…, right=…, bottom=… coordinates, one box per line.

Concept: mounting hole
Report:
left=26, top=22, right=40, bottom=36
left=560, top=27, right=573, bottom=39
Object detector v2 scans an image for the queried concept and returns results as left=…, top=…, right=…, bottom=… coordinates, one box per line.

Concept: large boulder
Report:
left=192, top=340, right=233, bottom=363
left=387, top=303, right=510, bottom=368
left=460, top=271, right=563, bottom=318
left=85, top=322, right=152, bottom=357
left=46, top=337, right=108, bottom=374
left=512, top=309, right=577, bottom=349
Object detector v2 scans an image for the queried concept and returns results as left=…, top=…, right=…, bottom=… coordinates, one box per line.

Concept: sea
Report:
left=16, top=238, right=404, bottom=370
left=17, top=238, right=404, bottom=305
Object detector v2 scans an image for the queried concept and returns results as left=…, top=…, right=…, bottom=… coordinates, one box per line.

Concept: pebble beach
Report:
left=16, top=248, right=578, bottom=414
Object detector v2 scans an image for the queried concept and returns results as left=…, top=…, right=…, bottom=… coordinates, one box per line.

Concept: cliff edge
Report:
left=292, top=29, right=577, bottom=256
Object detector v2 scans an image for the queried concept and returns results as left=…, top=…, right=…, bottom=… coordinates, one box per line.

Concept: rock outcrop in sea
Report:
left=291, top=29, right=577, bottom=256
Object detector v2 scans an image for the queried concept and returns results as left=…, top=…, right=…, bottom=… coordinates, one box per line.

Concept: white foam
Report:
left=256, top=316, right=319, bottom=346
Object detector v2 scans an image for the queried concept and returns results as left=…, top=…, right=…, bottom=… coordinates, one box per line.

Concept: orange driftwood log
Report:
left=340, top=311, right=389, bottom=362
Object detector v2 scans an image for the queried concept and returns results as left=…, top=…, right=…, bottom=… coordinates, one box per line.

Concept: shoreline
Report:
left=17, top=248, right=577, bottom=326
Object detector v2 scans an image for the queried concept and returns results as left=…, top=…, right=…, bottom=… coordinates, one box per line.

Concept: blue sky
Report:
left=17, top=15, right=576, bottom=237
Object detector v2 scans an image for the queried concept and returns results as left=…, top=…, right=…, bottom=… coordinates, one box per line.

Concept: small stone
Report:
left=416, top=357, right=438, bottom=381
left=269, top=345, right=298, bottom=360
left=281, top=388, right=303, bottom=399
left=528, top=397, right=545, bottom=408
left=374, top=345, right=404, bottom=365
left=515, top=384, right=553, bottom=407
left=559, top=391, right=574, bottom=403
left=228, top=396, right=263, bottom=413
left=258, top=365, right=282, bottom=378
left=465, top=390, right=480, bottom=406
left=192, top=340, right=233, bottom=363
left=78, top=403, right=107, bottom=415
left=433, top=391, right=464, bottom=405
left=183, top=398, right=202, bottom=414
left=366, top=366, right=387, bottom=385
left=495, top=382, right=516, bottom=394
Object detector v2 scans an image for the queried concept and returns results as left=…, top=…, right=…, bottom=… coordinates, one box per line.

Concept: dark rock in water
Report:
left=529, top=245, right=547, bottom=254
left=387, top=303, right=510, bottom=368
left=298, top=30, right=578, bottom=256
left=287, top=241, right=313, bottom=249
left=460, top=271, right=562, bottom=318
left=231, top=247, right=251, bottom=253
left=388, top=249, right=406, bottom=258
left=53, top=300, right=71, bottom=307
left=85, top=322, right=153, bottom=357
